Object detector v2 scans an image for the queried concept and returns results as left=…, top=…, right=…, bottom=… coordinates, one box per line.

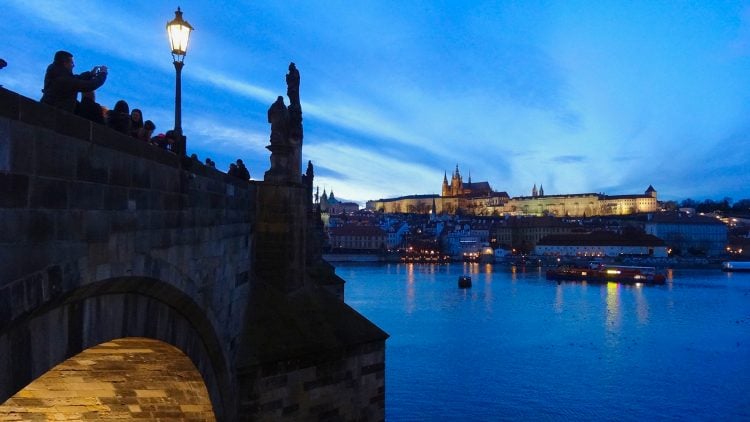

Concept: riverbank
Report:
left=323, top=253, right=726, bottom=269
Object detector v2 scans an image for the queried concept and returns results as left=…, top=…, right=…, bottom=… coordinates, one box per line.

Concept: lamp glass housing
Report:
left=167, top=7, right=193, bottom=60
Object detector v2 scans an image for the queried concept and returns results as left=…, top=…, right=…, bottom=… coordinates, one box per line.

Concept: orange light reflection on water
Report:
left=605, top=282, right=621, bottom=332
left=406, top=263, right=415, bottom=314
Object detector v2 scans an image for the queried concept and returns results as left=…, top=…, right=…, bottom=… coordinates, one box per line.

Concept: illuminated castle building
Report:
left=366, top=165, right=659, bottom=217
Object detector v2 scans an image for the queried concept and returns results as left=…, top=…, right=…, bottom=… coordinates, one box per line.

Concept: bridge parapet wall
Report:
left=0, top=88, right=254, bottom=417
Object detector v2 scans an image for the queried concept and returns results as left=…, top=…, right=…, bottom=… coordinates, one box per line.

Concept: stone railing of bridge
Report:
left=0, top=86, right=257, bottom=419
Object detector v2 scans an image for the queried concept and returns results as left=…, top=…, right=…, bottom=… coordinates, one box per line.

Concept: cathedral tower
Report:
left=451, top=165, right=463, bottom=196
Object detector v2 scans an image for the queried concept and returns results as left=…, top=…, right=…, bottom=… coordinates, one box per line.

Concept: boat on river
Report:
left=546, top=264, right=666, bottom=284
left=721, top=261, right=750, bottom=272
left=458, top=276, right=472, bottom=288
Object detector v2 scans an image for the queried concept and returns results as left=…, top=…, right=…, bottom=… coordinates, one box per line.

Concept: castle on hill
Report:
left=366, top=165, right=658, bottom=217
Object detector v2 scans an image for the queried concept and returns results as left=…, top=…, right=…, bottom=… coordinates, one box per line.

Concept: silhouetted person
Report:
left=129, top=108, right=143, bottom=137
left=106, top=100, right=130, bottom=134
left=107, top=100, right=130, bottom=134
left=228, top=163, right=238, bottom=177
left=137, top=120, right=155, bottom=142
left=41, top=50, right=107, bottom=112
left=151, top=130, right=177, bottom=152
left=205, top=158, right=215, bottom=168
left=236, top=159, right=250, bottom=181
left=75, top=90, right=105, bottom=124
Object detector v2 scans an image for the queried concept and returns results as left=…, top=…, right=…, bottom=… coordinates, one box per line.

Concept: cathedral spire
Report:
left=539, top=184, right=544, bottom=196
left=532, top=183, right=538, bottom=197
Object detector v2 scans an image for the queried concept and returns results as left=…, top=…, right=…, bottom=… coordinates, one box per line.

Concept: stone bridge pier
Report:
left=0, top=74, right=386, bottom=421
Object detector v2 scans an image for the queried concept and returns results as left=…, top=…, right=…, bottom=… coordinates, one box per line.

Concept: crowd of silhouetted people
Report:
left=39, top=50, right=178, bottom=152
left=35, top=50, right=253, bottom=181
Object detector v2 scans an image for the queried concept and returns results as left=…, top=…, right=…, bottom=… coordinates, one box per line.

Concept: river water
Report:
left=339, top=263, right=750, bottom=421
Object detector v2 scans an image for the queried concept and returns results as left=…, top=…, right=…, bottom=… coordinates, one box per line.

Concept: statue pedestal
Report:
left=263, top=139, right=302, bottom=184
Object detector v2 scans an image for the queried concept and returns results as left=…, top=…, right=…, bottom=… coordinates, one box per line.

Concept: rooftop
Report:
left=538, top=231, right=666, bottom=247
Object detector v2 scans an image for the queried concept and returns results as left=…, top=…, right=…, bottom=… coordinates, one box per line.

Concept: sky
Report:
left=2, top=1, right=750, bottom=205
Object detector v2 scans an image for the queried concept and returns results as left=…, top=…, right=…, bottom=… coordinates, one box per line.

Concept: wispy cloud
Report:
left=192, top=69, right=277, bottom=105
left=551, top=155, right=587, bottom=164
left=190, top=118, right=267, bottom=153
left=305, top=141, right=440, bottom=203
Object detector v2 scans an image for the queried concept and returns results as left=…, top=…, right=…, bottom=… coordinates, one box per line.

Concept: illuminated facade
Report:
left=534, top=232, right=669, bottom=257
left=366, top=166, right=659, bottom=217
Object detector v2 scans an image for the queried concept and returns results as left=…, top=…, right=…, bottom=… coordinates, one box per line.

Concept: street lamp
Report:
left=166, top=7, right=193, bottom=155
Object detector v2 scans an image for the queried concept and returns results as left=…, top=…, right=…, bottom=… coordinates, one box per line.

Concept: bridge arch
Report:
left=1, top=337, right=216, bottom=420
left=0, top=276, right=234, bottom=420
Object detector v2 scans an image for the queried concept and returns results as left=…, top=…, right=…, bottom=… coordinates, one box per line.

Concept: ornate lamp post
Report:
left=166, top=7, right=193, bottom=155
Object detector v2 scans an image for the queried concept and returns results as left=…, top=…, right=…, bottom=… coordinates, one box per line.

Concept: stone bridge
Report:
left=0, top=83, right=387, bottom=421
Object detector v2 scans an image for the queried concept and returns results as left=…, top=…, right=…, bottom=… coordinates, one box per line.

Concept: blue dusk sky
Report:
left=2, top=1, right=749, bottom=205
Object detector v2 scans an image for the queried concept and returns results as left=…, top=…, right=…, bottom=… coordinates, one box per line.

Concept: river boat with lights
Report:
left=721, top=261, right=750, bottom=272
left=546, top=264, right=666, bottom=284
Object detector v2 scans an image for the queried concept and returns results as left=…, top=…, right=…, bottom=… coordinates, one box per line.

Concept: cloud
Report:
left=551, top=155, right=587, bottom=164
left=313, top=165, right=349, bottom=181
left=189, top=118, right=268, bottom=154
left=191, top=69, right=277, bottom=105
left=304, top=141, right=440, bottom=203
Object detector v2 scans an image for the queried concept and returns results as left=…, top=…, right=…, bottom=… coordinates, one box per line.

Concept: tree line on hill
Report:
left=661, top=198, right=750, bottom=214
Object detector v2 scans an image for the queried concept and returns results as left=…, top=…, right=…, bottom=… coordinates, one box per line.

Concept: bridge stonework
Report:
left=0, top=87, right=387, bottom=421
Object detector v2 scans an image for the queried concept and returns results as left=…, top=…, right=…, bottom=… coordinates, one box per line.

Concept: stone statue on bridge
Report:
left=267, top=96, right=289, bottom=145
left=287, top=62, right=303, bottom=143
left=286, top=62, right=300, bottom=107
left=264, top=63, right=304, bottom=183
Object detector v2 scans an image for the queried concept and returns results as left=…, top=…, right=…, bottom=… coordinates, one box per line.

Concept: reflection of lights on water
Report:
left=633, top=284, right=649, bottom=324
left=554, top=283, right=563, bottom=313
left=605, top=282, right=621, bottom=332
left=406, top=264, right=415, bottom=314
left=666, top=268, right=674, bottom=291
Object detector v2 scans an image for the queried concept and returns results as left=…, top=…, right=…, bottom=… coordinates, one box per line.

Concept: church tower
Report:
left=320, top=189, right=329, bottom=212
left=532, top=183, right=538, bottom=197
left=451, top=165, right=463, bottom=196
left=442, top=171, right=450, bottom=197
left=539, top=184, right=544, bottom=196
